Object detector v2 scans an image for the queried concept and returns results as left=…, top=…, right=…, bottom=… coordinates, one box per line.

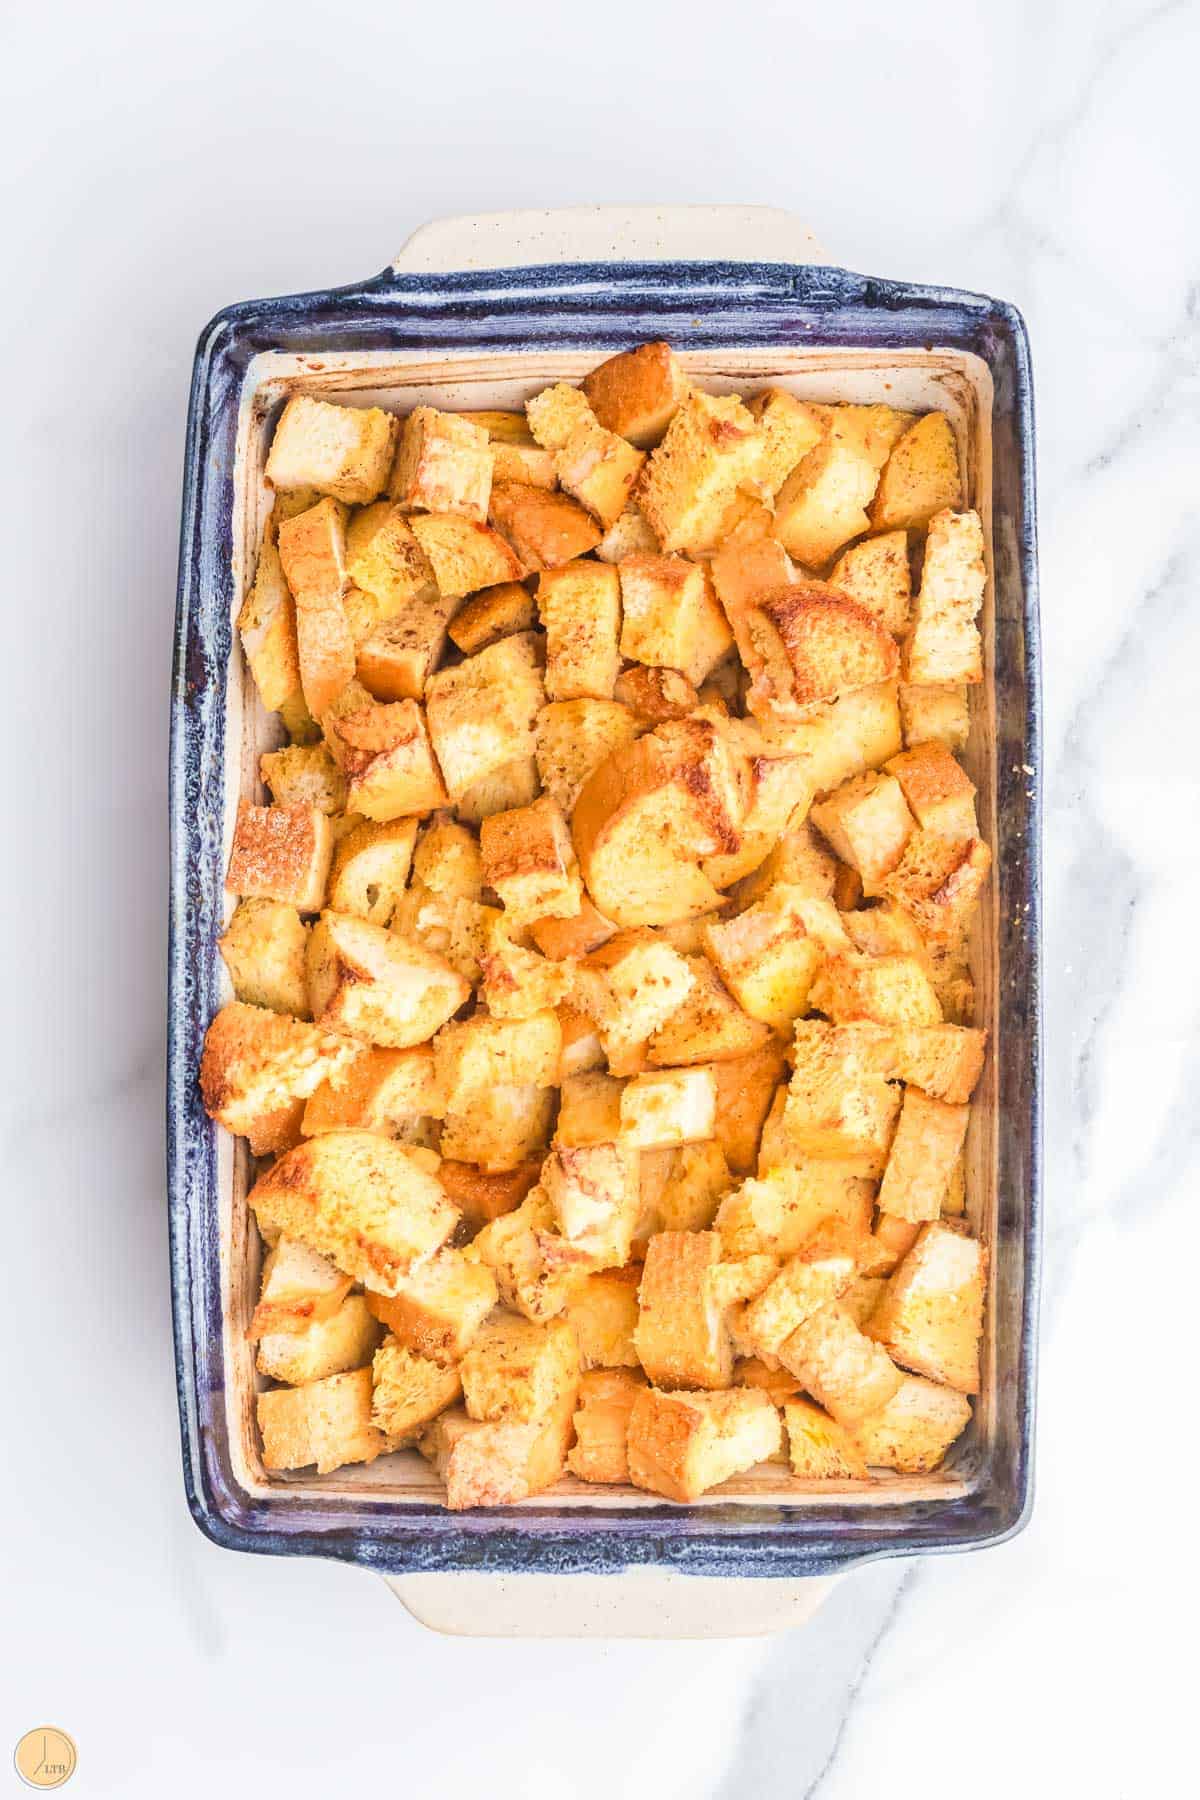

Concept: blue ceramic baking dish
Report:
left=168, top=228, right=1041, bottom=1584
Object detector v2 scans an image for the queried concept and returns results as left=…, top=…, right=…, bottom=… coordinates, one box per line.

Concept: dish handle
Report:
left=390, top=204, right=831, bottom=274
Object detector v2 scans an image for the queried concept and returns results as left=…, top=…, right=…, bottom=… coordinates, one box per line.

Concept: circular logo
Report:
left=13, top=1729, right=77, bottom=1790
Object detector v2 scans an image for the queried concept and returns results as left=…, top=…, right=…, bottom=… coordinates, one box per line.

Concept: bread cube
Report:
left=710, top=532, right=798, bottom=670
left=619, top=1067, right=716, bottom=1149
left=627, top=1386, right=782, bottom=1501
left=489, top=481, right=602, bottom=569
left=841, top=1274, right=887, bottom=1328
left=258, top=1367, right=389, bottom=1474
left=782, top=1397, right=868, bottom=1480
left=530, top=897, right=617, bottom=961
left=218, top=899, right=310, bottom=1017
left=610, top=665, right=696, bottom=724
left=742, top=1245, right=860, bottom=1361
left=542, top=1140, right=640, bottom=1268
left=702, top=888, right=824, bottom=1032
left=493, top=442, right=558, bottom=488
left=249, top=1236, right=353, bottom=1339
left=470, top=1187, right=584, bottom=1321
left=434, top=1010, right=561, bottom=1110
left=447, top=581, right=537, bottom=655
left=773, top=441, right=879, bottom=566
left=735, top=1357, right=804, bottom=1407
left=854, top=1374, right=972, bottom=1472
left=856, top=1211, right=921, bottom=1279
left=744, top=583, right=899, bottom=718
left=438, top=1158, right=540, bottom=1225
left=405, top=512, right=525, bottom=600
left=898, top=681, right=970, bottom=753
left=643, top=1142, right=731, bottom=1237
left=876, top=1086, right=970, bottom=1224
left=553, top=1003, right=606, bottom=1079
left=355, top=591, right=457, bottom=701
left=884, top=1024, right=987, bottom=1103
left=389, top=882, right=492, bottom=987
left=708, top=1039, right=790, bottom=1174
left=905, top=508, right=986, bottom=684
left=869, top=412, right=962, bottom=532
left=583, top=931, right=697, bottom=1076
left=779, top=1300, right=903, bottom=1426
left=389, top=406, right=492, bottom=521
left=782, top=1021, right=901, bottom=1175
left=634, top=1230, right=734, bottom=1389
left=810, top=771, right=915, bottom=896
left=829, top=531, right=911, bottom=635
left=199, top=1001, right=359, bottom=1154
left=882, top=830, right=992, bottom=943
left=248, top=1129, right=456, bottom=1294
left=460, top=1313, right=580, bottom=1425
left=745, top=389, right=825, bottom=496
left=810, top=953, right=943, bottom=1029
left=885, top=748, right=976, bottom=852
left=581, top=341, right=689, bottom=448
left=618, top=554, right=733, bottom=687
left=420, top=1398, right=574, bottom=1508
left=716, top=1161, right=875, bottom=1260
left=345, top=500, right=437, bottom=609
left=535, top=560, right=621, bottom=701
left=480, top=794, right=582, bottom=923
left=564, top=1267, right=641, bottom=1368
left=410, top=815, right=481, bottom=902
left=637, top=390, right=762, bottom=554
left=702, top=746, right=813, bottom=890
left=525, top=382, right=596, bottom=450
left=425, top=633, right=545, bottom=799
left=266, top=395, right=397, bottom=504
left=301, top=1043, right=440, bottom=1137
left=866, top=1220, right=985, bottom=1393
left=646, top=956, right=772, bottom=1067
left=556, top=420, right=646, bottom=529
left=595, top=503, right=660, bottom=563
left=567, top=1367, right=646, bottom=1483
left=533, top=698, right=639, bottom=816
left=259, top=743, right=346, bottom=816
left=366, top=1340, right=461, bottom=1443
left=456, top=758, right=542, bottom=826
left=555, top=1070, right=625, bottom=1146
left=443, top=1076, right=556, bottom=1168
left=257, top=1294, right=382, bottom=1386
left=238, top=537, right=308, bottom=728
left=307, top=912, right=468, bottom=1048
left=326, top=818, right=418, bottom=927
left=365, top=1247, right=497, bottom=1367
left=926, top=937, right=976, bottom=1024
left=226, top=802, right=332, bottom=914
left=479, top=915, right=574, bottom=1019
left=276, top=498, right=357, bottom=717
left=326, top=698, right=447, bottom=821
left=732, top=819, right=840, bottom=912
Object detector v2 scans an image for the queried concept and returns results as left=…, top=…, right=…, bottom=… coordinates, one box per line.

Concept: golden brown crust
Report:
left=489, top=481, right=603, bottom=570
left=581, top=342, right=690, bottom=449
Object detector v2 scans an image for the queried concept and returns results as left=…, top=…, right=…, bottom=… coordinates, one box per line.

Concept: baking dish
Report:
left=168, top=207, right=1041, bottom=1626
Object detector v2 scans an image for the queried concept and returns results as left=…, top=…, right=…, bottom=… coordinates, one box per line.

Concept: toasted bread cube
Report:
left=426, top=633, right=545, bottom=800
left=525, top=382, right=596, bottom=451
left=620, top=1067, right=716, bottom=1150
left=567, top=1367, right=646, bottom=1483
left=325, top=698, right=447, bottom=821
left=456, top=757, right=541, bottom=826
left=783, top=1021, right=901, bottom=1175
left=345, top=500, right=437, bottom=609
left=830, top=530, right=912, bottom=635
left=530, top=897, right=617, bottom=962
left=866, top=1221, right=985, bottom=1393
left=702, top=746, right=814, bottom=889
left=709, top=1040, right=789, bottom=1174
left=557, top=420, right=646, bottom=529
left=266, top=395, right=397, bottom=504
left=840, top=898, right=928, bottom=963
left=898, top=681, right=970, bottom=752
left=307, top=913, right=468, bottom=1048
left=277, top=498, right=357, bottom=716
left=876, top=1086, right=970, bottom=1224
left=260, top=743, right=347, bottom=815
left=746, top=583, right=899, bottom=718
left=745, top=389, right=825, bottom=496
left=782, top=1397, right=868, bottom=1479
left=854, top=1374, right=972, bottom=1472
left=736, top=1357, right=804, bottom=1407
left=716, top=1162, right=875, bottom=1259
left=533, top=698, right=639, bottom=817
left=257, top=1294, right=382, bottom=1386
left=563, top=1268, right=642, bottom=1370
left=885, top=742, right=976, bottom=842
left=634, top=1230, right=734, bottom=1389
left=199, top=1001, right=358, bottom=1154
left=238, top=537, right=308, bottom=724
left=595, top=503, right=660, bottom=562
left=870, top=412, right=962, bottom=532
left=779, top=1301, right=903, bottom=1426
left=581, top=341, right=689, bottom=448
left=401, top=514, right=522, bottom=603
left=460, top=1313, right=580, bottom=1425
left=226, top=802, right=333, bottom=913
left=258, top=1367, right=389, bottom=1473
left=390, top=881, right=493, bottom=986
left=842, top=1275, right=888, bottom=1328
left=433, top=1010, right=561, bottom=1109
left=554, top=1003, right=606, bottom=1079
left=542, top=1140, right=640, bottom=1268
left=627, top=1386, right=781, bottom=1501
left=647, top=956, right=772, bottom=1067
left=732, top=820, right=840, bottom=912
left=810, top=771, right=915, bottom=896
left=647, top=1141, right=733, bottom=1236
left=388, top=406, right=492, bottom=521
left=711, top=532, right=798, bottom=671
left=355, top=591, right=456, bottom=701
left=480, top=794, right=582, bottom=923
left=438, top=1149, right=537, bottom=1212
left=248, top=1130, right=456, bottom=1294
left=905, top=508, right=985, bottom=684
left=479, top=914, right=574, bottom=1019
left=611, top=665, right=697, bottom=724
left=742, top=1246, right=859, bottom=1360
left=369, top=1338, right=462, bottom=1442
left=447, top=581, right=537, bottom=655
left=471, top=1188, right=584, bottom=1321
left=638, top=391, right=762, bottom=554
left=489, top=481, right=602, bottom=570
left=773, top=441, right=879, bottom=566
left=249, top=1236, right=353, bottom=1339
left=325, top=818, right=418, bottom=927
left=555, top=1070, right=626, bottom=1146
left=412, top=814, right=482, bottom=902
left=858, top=1212, right=922, bottom=1278
left=882, top=830, right=992, bottom=944
left=810, top=953, right=943, bottom=1029
left=535, top=560, right=621, bottom=700
left=583, top=932, right=697, bottom=1076
left=702, top=888, right=823, bottom=1033
left=442, top=1081, right=555, bottom=1173
left=883, top=1024, right=986, bottom=1103
left=421, top=1398, right=573, bottom=1508
left=301, top=1044, right=440, bottom=1137
left=617, top=554, right=733, bottom=687
left=492, top=441, right=558, bottom=488
left=218, top=899, right=310, bottom=1017
left=365, top=1247, right=497, bottom=1366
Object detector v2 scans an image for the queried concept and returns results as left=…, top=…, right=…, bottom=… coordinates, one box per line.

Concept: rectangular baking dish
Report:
left=168, top=210, right=1041, bottom=1584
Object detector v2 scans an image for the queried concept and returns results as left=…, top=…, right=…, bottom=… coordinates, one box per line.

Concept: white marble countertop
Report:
left=3, top=0, right=1192, bottom=1792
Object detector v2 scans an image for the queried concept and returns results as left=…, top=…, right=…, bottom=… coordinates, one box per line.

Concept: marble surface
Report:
left=2, top=0, right=1193, bottom=1793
